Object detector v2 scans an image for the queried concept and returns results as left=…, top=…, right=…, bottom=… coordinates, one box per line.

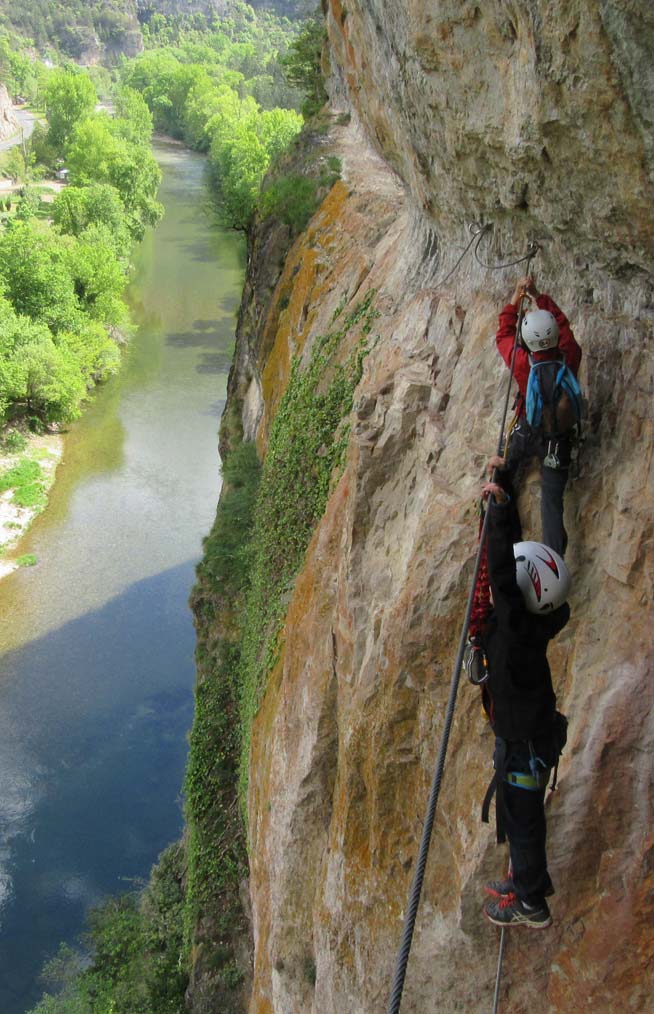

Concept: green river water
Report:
left=0, top=140, right=245, bottom=1012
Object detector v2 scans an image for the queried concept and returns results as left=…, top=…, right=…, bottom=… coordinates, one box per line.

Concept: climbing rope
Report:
left=386, top=248, right=538, bottom=1014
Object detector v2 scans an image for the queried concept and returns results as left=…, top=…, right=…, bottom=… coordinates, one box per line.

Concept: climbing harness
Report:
left=386, top=245, right=539, bottom=1014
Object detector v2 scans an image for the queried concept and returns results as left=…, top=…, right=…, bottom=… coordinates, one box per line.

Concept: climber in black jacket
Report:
left=479, top=462, right=570, bottom=929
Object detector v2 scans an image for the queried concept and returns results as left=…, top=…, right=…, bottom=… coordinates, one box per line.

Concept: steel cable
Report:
left=386, top=248, right=537, bottom=1014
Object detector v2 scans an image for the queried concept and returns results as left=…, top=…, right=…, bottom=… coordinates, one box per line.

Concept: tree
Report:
left=0, top=221, right=80, bottom=333
left=4, top=145, right=28, bottom=184
left=63, top=224, right=128, bottom=328
left=207, top=94, right=302, bottom=228
left=257, top=107, right=302, bottom=161
left=53, top=184, right=131, bottom=257
left=0, top=301, right=87, bottom=426
left=280, top=10, right=326, bottom=118
left=21, top=338, right=87, bottom=423
left=15, top=187, right=42, bottom=221
left=66, top=117, right=163, bottom=241
left=44, top=68, right=97, bottom=153
left=114, top=87, right=154, bottom=146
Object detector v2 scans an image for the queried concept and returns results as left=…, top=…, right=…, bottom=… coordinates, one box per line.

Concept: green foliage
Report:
left=0, top=0, right=139, bottom=59
left=16, top=553, right=37, bottom=566
left=0, top=457, right=47, bottom=508
left=53, top=183, right=131, bottom=257
left=63, top=224, right=130, bottom=326
left=65, top=116, right=163, bottom=241
left=238, top=293, right=376, bottom=806
left=44, top=68, right=97, bottom=153
left=207, top=102, right=303, bottom=228
left=5, top=146, right=30, bottom=184
left=280, top=9, right=327, bottom=118
left=0, top=222, right=78, bottom=331
left=113, top=86, right=154, bottom=146
left=121, top=7, right=304, bottom=229
left=258, top=153, right=341, bottom=234
left=258, top=171, right=319, bottom=232
left=183, top=442, right=260, bottom=1002
left=0, top=456, right=42, bottom=491
left=29, top=123, right=59, bottom=174
left=15, top=187, right=42, bottom=221
left=29, top=845, right=188, bottom=1014
left=0, top=222, right=123, bottom=426
left=0, top=62, right=160, bottom=433
left=0, top=429, right=27, bottom=452
left=0, top=27, right=47, bottom=101
left=198, top=440, right=262, bottom=593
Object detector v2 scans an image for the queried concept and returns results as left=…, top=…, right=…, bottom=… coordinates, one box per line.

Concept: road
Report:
left=0, top=107, right=39, bottom=152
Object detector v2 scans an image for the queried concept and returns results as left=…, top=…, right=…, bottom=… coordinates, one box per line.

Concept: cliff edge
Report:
left=211, top=3, right=653, bottom=1011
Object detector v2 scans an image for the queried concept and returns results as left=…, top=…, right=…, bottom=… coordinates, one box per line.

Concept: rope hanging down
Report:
left=386, top=244, right=539, bottom=1014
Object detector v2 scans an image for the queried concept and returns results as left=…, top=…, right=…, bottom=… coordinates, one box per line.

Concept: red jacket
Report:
left=496, top=294, right=582, bottom=417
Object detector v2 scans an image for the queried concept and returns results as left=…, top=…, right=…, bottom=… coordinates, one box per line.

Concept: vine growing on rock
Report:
left=238, top=291, right=378, bottom=810
left=183, top=439, right=261, bottom=1010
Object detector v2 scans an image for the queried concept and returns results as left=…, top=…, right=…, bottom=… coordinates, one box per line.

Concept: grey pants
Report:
left=506, top=421, right=570, bottom=557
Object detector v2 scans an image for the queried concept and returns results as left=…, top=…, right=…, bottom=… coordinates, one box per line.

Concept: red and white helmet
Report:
left=513, top=541, right=570, bottom=613
left=521, top=309, right=559, bottom=352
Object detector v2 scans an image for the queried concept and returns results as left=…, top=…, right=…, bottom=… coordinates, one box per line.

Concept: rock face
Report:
left=0, top=85, right=18, bottom=141
left=228, top=3, right=654, bottom=1012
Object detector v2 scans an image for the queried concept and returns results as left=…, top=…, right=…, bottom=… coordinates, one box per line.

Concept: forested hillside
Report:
left=0, top=0, right=311, bottom=62
left=0, top=0, right=141, bottom=60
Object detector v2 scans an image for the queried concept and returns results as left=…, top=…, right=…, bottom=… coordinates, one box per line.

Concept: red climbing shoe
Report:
left=484, top=893, right=552, bottom=929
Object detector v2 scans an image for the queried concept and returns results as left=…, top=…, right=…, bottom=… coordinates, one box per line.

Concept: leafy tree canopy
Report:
left=44, top=68, right=97, bottom=153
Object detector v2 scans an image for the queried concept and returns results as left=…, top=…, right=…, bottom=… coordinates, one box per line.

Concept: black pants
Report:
left=494, top=739, right=555, bottom=906
left=506, top=420, right=570, bottom=557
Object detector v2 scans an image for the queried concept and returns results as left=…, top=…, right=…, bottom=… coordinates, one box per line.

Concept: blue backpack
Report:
left=525, top=357, right=583, bottom=437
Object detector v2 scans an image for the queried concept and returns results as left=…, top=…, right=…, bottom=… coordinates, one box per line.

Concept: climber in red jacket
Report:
left=495, top=277, right=582, bottom=556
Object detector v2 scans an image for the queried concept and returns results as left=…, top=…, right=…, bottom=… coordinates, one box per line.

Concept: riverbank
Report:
left=0, top=428, right=63, bottom=578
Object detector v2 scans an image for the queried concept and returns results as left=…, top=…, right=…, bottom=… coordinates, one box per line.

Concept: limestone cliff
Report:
left=0, top=85, right=18, bottom=141
left=221, top=3, right=653, bottom=1011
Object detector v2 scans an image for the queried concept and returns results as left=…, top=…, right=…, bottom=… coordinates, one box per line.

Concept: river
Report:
left=0, top=140, right=245, bottom=1012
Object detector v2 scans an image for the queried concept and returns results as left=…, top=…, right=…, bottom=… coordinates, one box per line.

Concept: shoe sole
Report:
left=484, top=909, right=552, bottom=930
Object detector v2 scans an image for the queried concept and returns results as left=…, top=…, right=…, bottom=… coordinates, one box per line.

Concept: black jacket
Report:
left=480, top=497, right=569, bottom=742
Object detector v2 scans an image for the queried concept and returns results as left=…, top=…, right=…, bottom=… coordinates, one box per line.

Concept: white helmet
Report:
left=513, top=541, right=570, bottom=613
left=521, top=309, right=559, bottom=352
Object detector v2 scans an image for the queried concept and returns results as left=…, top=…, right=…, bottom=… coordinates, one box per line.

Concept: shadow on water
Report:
left=196, top=350, right=235, bottom=374
left=0, top=562, right=198, bottom=1014
left=203, top=399, right=226, bottom=419
left=166, top=318, right=235, bottom=349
